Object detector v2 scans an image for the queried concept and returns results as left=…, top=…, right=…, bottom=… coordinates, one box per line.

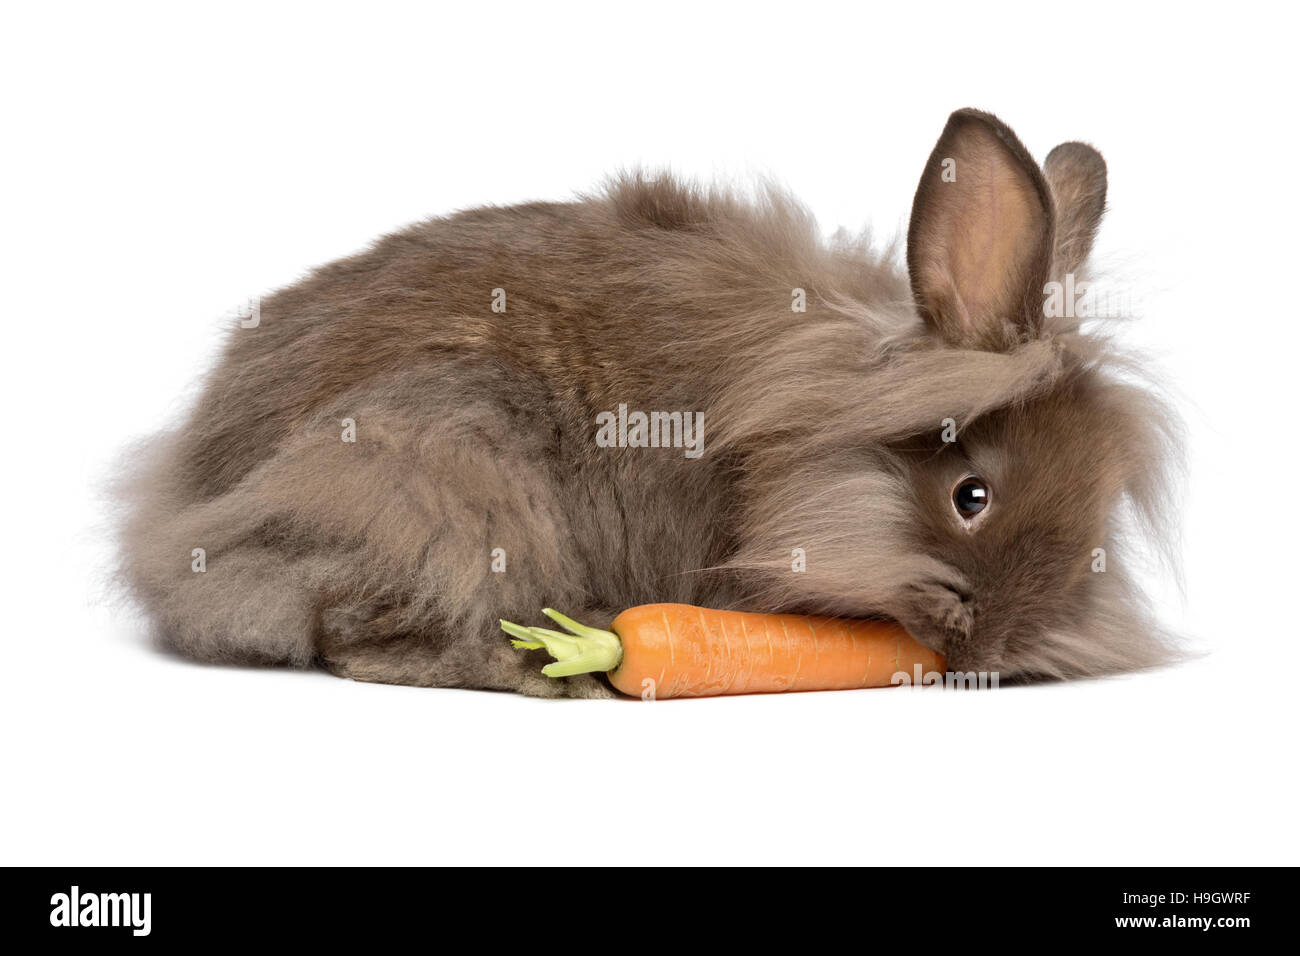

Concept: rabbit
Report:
left=116, top=108, right=1181, bottom=697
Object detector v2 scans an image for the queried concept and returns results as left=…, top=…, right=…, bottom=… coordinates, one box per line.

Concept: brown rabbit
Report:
left=117, top=108, right=1181, bottom=696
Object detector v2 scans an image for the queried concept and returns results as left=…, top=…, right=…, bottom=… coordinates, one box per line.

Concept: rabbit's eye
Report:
left=952, top=477, right=990, bottom=520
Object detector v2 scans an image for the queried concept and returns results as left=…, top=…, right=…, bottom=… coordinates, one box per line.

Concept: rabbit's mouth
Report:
left=889, top=577, right=977, bottom=664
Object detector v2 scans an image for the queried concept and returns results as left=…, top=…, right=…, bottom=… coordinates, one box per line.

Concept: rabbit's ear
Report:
left=1044, top=142, right=1107, bottom=276
left=907, top=109, right=1055, bottom=350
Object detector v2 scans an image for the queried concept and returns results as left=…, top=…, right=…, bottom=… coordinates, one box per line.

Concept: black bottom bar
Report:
left=7, top=866, right=1288, bottom=944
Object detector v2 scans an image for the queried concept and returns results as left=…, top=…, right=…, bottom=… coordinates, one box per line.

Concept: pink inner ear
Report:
left=947, top=157, right=1044, bottom=328
left=956, top=151, right=1003, bottom=277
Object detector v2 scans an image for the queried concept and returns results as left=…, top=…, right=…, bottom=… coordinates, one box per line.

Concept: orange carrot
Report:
left=500, top=604, right=945, bottom=699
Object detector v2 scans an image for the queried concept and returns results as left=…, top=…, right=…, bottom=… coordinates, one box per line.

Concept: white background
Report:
left=2, top=2, right=1296, bottom=865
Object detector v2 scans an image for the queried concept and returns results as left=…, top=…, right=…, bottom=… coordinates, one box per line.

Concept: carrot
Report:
left=500, top=604, right=945, bottom=699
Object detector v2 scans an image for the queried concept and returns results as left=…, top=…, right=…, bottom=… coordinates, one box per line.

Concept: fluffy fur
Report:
left=116, top=108, right=1182, bottom=695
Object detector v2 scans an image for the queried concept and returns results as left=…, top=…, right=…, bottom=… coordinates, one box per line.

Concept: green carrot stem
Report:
left=499, top=608, right=624, bottom=678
